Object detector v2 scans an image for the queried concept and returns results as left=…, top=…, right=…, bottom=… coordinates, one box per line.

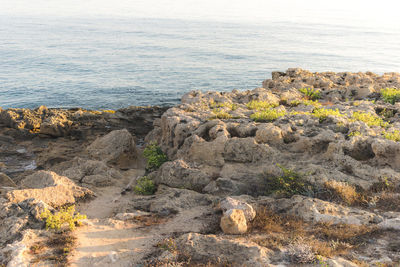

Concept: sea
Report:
left=1, top=16, right=400, bottom=109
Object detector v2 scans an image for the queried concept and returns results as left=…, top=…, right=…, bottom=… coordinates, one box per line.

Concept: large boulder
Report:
left=6, top=171, right=93, bottom=207
left=255, top=123, right=283, bottom=144
left=0, top=197, right=51, bottom=252
left=220, top=197, right=256, bottom=222
left=155, top=160, right=211, bottom=192
left=86, top=129, right=137, bottom=168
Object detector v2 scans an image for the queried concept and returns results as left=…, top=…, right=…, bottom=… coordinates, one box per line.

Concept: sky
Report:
left=1, top=0, right=400, bottom=28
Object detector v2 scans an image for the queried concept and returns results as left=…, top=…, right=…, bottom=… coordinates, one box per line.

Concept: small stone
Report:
left=220, top=209, right=247, bottom=235
left=220, top=197, right=256, bottom=222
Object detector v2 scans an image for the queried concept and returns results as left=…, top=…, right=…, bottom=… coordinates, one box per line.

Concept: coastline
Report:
left=1, top=68, right=400, bottom=266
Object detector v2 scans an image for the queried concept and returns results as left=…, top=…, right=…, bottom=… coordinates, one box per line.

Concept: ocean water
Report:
left=1, top=16, right=400, bottom=109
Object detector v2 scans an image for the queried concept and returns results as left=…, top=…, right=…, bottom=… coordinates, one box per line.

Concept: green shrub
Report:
left=134, top=176, right=156, bottom=195
left=381, top=88, right=400, bottom=104
left=348, top=131, right=362, bottom=137
left=383, top=129, right=400, bottom=141
left=263, top=164, right=315, bottom=197
left=247, top=100, right=278, bottom=110
left=351, top=111, right=388, bottom=127
left=312, top=108, right=343, bottom=122
left=208, top=108, right=233, bottom=120
left=299, top=88, right=321, bottom=101
left=379, top=108, right=395, bottom=119
left=143, top=142, right=168, bottom=171
left=210, top=101, right=238, bottom=111
left=250, top=108, right=286, bottom=122
left=40, top=205, right=86, bottom=231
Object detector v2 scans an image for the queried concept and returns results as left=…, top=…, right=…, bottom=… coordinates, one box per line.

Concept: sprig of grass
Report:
left=299, top=88, right=321, bottom=101
left=263, top=164, right=315, bottom=197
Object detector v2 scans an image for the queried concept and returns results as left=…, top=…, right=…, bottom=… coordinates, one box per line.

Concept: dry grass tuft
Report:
left=30, top=231, right=77, bottom=266
left=145, top=237, right=232, bottom=267
left=375, top=192, right=400, bottom=212
left=312, top=222, right=378, bottom=243
left=29, top=242, right=46, bottom=255
left=132, top=215, right=169, bottom=227
left=323, top=180, right=363, bottom=205
left=248, top=207, right=382, bottom=259
left=368, top=178, right=400, bottom=212
left=250, top=207, right=305, bottom=236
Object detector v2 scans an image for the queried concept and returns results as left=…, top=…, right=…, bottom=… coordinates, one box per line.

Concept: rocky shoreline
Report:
left=1, top=68, right=400, bottom=266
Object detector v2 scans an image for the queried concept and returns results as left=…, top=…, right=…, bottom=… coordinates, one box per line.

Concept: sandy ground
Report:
left=68, top=167, right=213, bottom=267
left=68, top=169, right=161, bottom=267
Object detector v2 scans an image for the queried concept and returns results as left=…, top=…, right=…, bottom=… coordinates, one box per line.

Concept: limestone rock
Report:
left=149, top=185, right=214, bottom=215
left=62, top=157, right=123, bottom=186
left=0, top=172, right=17, bottom=187
left=155, top=160, right=211, bottom=192
left=86, top=129, right=137, bottom=168
left=0, top=229, right=38, bottom=267
left=61, top=157, right=122, bottom=186
left=0, top=216, right=29, bottom=247
left=203, top=178, right=239, bottom=195
left=255, top=123, right=283, bottom=144
left=223, top=137, right=272, bottom=163
left=39, top=113, right=72, bottom=137
left=270, top=195, right=382, bottom=225
left=7, top=170, right=93, bottom=207
left=176, top=233, right=271, bottom=266
left=220, top=209, right=247, bottom=234
left=220, top=197, right=256, bottom=222
left=325, top=257, right=359, bottom=267
left=378, top=218, right=400, bottom=230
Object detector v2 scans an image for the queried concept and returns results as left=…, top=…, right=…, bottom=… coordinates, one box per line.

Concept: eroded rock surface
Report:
left=176, top=233, right=271, bottom=266
left=2, top=69, right=400, bottom=266
left=146, top=69, right=400, bottom=265
left=86, top=129, right=138, bottom=168
left=7, top=171, right=93, bottom=207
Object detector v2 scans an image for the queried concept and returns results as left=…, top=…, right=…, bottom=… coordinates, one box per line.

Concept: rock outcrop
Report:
left=0, top=105, right=169, bottom=139
left=2, top=69, right=400, bottom=266
left=86, top=129, right=137, bottom=168
left=176, top=233, right=271, bottom=266
left=6, top=171, right=93, bottom=207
